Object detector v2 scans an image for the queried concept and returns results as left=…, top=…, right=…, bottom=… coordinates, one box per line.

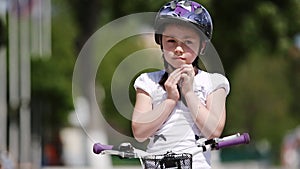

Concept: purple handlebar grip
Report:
left=216, top=133, right=250, bottom=150
left=93, top=143, right=114, bottom=154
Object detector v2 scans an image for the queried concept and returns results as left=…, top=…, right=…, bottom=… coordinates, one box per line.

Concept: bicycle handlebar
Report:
left=93, top=143, right=114, bottom=154
left=93, top=133, right=250, bottom=156
left=215, top=133, right=250, bottom=150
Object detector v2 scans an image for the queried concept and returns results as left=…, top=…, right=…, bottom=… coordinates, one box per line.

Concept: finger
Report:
left=169, top=67, right=182, bottom=76
left=168, top=74, right=181, bottom=84
left=180, top=64, right=194, bottom=72
left=180, top=64, right=193, bottom=69
left=181, top=69, right=195, bottom=77
left=168, top=68, right=182, bottom=82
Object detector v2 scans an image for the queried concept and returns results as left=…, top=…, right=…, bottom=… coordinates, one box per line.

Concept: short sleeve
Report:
left=134, top=73, right=148, bottom=92
left=210, top=73, right=230, bottom=95
left=133, top=71, right=165, bottom=102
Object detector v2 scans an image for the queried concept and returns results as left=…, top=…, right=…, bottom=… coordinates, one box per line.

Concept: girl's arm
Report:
left=179, top=64, right=227, bottom=139
left=184, top=88, right=227, bottom=139
left=132, top=69, right=182, bottom=142
left=131, top=88, right=177, bottom=142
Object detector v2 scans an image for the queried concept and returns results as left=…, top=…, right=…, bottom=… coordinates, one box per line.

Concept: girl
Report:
left=132, top=1, right=230, bottom=168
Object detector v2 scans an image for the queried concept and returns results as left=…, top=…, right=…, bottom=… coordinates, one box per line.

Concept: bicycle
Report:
left=93, top=132, right=250, bottom=169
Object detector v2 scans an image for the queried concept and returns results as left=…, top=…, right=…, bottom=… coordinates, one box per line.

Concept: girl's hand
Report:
left=164, top=68, right=182, bottom=101
left=179, top=64, right=195, bottom=96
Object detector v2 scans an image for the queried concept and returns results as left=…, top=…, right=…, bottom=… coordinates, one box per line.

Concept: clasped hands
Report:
left=165, top=64, right=195, bottom=101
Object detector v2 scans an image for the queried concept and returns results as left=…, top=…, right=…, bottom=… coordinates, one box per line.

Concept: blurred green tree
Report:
left=31, top=0, right=77, bottom=145
left=211, top=0, right=300, bottom=163
left=66, top=0, right=165, bottom=137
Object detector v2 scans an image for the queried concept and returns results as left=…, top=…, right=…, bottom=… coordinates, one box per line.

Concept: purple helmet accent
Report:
left=154, top=0, right=213, bottom=44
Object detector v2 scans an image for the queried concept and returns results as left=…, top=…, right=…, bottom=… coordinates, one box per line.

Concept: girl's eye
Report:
left=184, top=40, right=193, bottom=45
left=167, top=39, right=176, bottom=43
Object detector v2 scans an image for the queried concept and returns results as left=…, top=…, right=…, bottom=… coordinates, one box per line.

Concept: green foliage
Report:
left=210, top=0, right=300, bottom=163
left=211, top=0, right=298, bottom=72
left=96, top=34, right=159, bottom=136
left=100, top=0, right=164, bottom=21
left=225, top=53, right=296, bottom=156
left=31, top=0, right=77, bottom=129
left=212, top=0, right=300, bottom=161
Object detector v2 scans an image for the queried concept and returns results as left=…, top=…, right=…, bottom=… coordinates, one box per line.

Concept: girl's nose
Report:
left=174, top=45, right=184, bottom=56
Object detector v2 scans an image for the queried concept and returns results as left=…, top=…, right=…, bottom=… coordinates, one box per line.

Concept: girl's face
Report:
left=161, top=24, right=200, bottom=70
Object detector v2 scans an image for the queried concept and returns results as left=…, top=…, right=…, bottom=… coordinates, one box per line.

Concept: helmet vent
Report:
left=195, top=8, right=203, bottom=14
left=183, top=0, right=191, bottom=7
left=170, top=1, right=177, bottom=9
left=154, top=0, right=213, bottom=40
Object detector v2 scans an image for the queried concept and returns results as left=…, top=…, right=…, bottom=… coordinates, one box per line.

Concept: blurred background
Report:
left=0, top=0, right=300, bottom=169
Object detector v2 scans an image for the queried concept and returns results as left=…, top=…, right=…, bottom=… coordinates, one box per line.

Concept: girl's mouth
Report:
left=178, top=56, right=186, bottom=60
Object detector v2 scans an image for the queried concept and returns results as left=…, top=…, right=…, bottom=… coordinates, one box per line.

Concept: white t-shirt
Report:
left=134, top=69, right=230, bottom=169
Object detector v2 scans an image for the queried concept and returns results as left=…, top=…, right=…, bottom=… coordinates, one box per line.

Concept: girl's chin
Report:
left=165, top=64, right=182, bottom=73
